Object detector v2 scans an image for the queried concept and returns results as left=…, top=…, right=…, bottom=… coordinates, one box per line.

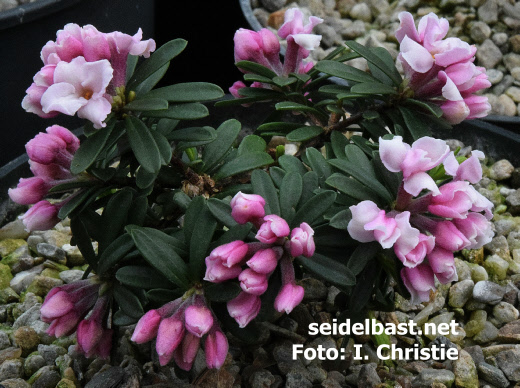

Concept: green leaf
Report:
left=251, top=169, right=280, bottom=216
left=398, top=106, right=432, bottom=140
left=136, top=167, right=158, bottom=189
left=188, top=199, right=217, bottom=280
left=350, top=82, right=397, bottom=95
left=127, top=196, right=147, bottom=226
left=70, top=216, right=97, bottom=269
left=347, top=242, right=381, bottom=276
left=297, top=253, right=356, bottom=289
left=237, top=135, right=266, bottom=155
left=280, top=172, right=302, bottom=224
left=406, top=99, right=444, bottom=118
left=329, top=209, right=351, bottom=230
left=269, top=166, right=286, bottom=188
left=141, top=102, right=209, bottom=120
left=127, top=38, right=187, bottom=90
left=99, top=188, right=134, bottom=251
left=144, top=82, right=224, bottom=102
left=129, top=226, right=190, bottom=289
left=202, top=119, right=241, bottom=172
left=166, top=126, right=215, bottom=143
left=205, top=283, right=241, bottom=302
left=286, top=126, right=323, bottom=142
left=48, top=181, right=95, bottom=194
left=278, top=155, right=308, bottom=176
left=330, top=131, right=349, bottom=159
left=149, top=130, right=172, bottom=164
left=273, top=76, right=297, bottom=87
left=314, top=60, right=378, bottom=83
left=275, top=101, right=327, bottom=121
left=345, top=41, right=402, bottom=86
left=70, top=121, right=115, bottom=174
left=238, top=87, right=283, bottom=99
left=325, top=173, right=381, bottom=202
left=113, top=310, right=138, bottom=326
left=256, top=122, right=302, bottom=133
left=146, top=288, right=184, bottom=304
left=306, top=147, right=332, bottom=186
left=126, top=55, right=138, bottom=84
left=213, top=224, right=253, bottom=247
left=360, top=120, right=388, bottom=140
left=157, top=118, right=179, bottom=136
left=300, top=171, right=318, bottom=206
left=97, top=233, right=135, bottom=275
left=207, top=198, right=238, bottom=228
left=58, top=187, right=97, bottom=220
left=236, top=60, right=277, bottom=79
left=125, top=116, right=162, bottom=173
left=113, top=284, right=144, bottom=318
left=124, top=98, right=169, bottom=112
left=116, top=266, right=173, bottom=289
left=367, top=47, right=395, bottom=86
left=244, top=74, right=274, bottom=83
left=134, top=63, right=169, bottom=96
left=292, top=190, right=336, bottom=226
left=214, top=152, right=274, bottom=181
left=319, top=84, right=352, bottom=95
left=344, top=144, right=375, bottom=177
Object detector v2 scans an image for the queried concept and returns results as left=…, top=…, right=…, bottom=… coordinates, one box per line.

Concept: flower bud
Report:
left=9, top=178, right=50, bottom=205
left=288, top=222, right=315, bottom=257
left=274, top=283, right=304, bottom=314
left=184, top=305, right=214, bottom=338
left=205, top=330, right=228, bottom=369
left=172, top=333, right=201, bottom=371
left=239, top=269, right=269, bottom=295
left=246, top=248, right=281, bottom=274
left=230, top=192, right=266, bottom=224
left=400, top=263, right=436, bottom=305
left=227, top=292, right=261, bottom=328
left=156, top=316, right=185, bottom=364
left=131, top=309, right=161, bottom=344
left=22, top=200, right=60, bottom=232
left=256, top=215, right=290, bottom=244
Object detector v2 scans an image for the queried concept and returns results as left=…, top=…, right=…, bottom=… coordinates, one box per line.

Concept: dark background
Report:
left=0, top=0, right=248, bottom=166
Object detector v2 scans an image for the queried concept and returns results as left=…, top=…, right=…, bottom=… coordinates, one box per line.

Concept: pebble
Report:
left=0, top=379, right=30, bottom=388
left=23, top=354, right=46, bottom=378
left=301, top=278, right=327, bottom=301
left=487, top=68, right=504, bottom=85
left=478, top=362, right=510, bottom=387
left=30, top=366, right=61, bottom=388
left=473, top=321, right=499, bottom=343
left=411, top=369, right=455, bottom=388
left=493, top=302, right=519, bottom=324
left=358, top=363, right=381, bottom=387
left=260, top=0, right=286, bottom=12
left=453, top=349, right=478, bottom=388
left=449, top=279, right=474, bottom=308
left=58, top=270, right=83, bottom=284
left=12, top=304, right=41, bottom=329
left=473, top=281, right=506, bottom=304
left=35, top=244, right=66, bottom=265
left=506, top=86, right=520, bottom=103
left=350, top=3, right=372, bottom=22
left=489, top=160, right=515, bottom=181
left=0, top=359, right=23, bottom=381
left=496, top=348, right=520, bottom=381
left=470, top=21, right=491, bottom=43
left=504, top=53, right=520, bottom=72
left=476, top=39, right=502, bottom=69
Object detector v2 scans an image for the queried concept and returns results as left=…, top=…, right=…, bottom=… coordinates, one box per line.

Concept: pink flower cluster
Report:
left=41, top=279, right=112, bottom=359
left=131, top=293, right=228, bottom=370
left=23, top=24, right=155, bottom=128
left=348, top=136, right=493, bottom=304
left=230, top=8, right=322, bottom=98
left=9, top=126, right=82, bottom=232
left=395, top=12, right=491, bottom=124
left=204, top=192, right=315, bottom=328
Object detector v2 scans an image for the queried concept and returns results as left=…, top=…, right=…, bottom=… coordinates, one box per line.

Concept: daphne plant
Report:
left=7, top=7, right=496, bottom=373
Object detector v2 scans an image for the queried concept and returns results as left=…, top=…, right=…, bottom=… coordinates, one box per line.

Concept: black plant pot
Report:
left=0, top=0, right=155, bottom=166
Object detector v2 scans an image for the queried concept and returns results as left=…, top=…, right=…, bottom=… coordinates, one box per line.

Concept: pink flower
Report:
left=453, top=213, right=494, bottom=250
left=428, top=181, right=475, bottom=219
left=156, top=316, right=185, bottom=365
left=230, top=192, right=266, bottom=224
left=239, top=269, right=269, bottom=295
left=246, top=248, right=282, bottom=274
left=288, top=222, right=315, bottom=257
left=395, top=233, right=434, bottom=268
left=205, top=330, right=228, bottom=369
left=434, top=220, right=470, bottom=251
left=428, top=247, right=458, bottom=284
left=40, top=56, right=113, bottom=128
left=184, top=305, right=214, bottom=338
left=22, top=201, right=61, bottom=232
left=256, top=214, right=290, bottom=244
left=26, top=132, right=74, bottom=168
left=8, top=178, right=49, bottom=205
left=347, top=200, right=382, bottom=243
left=173, top=333, right=201, bottom=371
left=77, top=319, right=104, bottom=356
left=229, top=81, right=246, bottom=99
left=401, top=263, right=436, bottom=305
left=465, top=94, right=491, bottom=119
left=204, top=258, right=243, bottom=283
left=130, top=309, right=162, bottom=344
left=274, top=283, right=304, bottom=314
left=364, top=210, right=400, bottom=249
left=234, top=28, right=282, bottom=74
left=227, top=292, right=261, bottom=328
left=443, top=150, right=484, bottom=184
left=21, top=65, right=58, bottom=118
left=204, top=241, right=249, bottom=283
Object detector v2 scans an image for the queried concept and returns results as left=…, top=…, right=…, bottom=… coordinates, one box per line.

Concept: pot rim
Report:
left=0, top=0, right=83, bottom=31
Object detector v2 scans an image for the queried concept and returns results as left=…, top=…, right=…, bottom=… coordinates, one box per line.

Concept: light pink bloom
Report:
left=453, top=212, right=493, bottom=250
left=204, top=241, right=248, bottom=283
left=41, top=290, right=74, bottom=320
left=40, top=56, right=113, bottom=128
left=22, top=65, right=58, bottom=118
left=230, top=192, right=266, bottom=224
left=22, top=201, right=60, bottom=232
left=173, top=333, right=200, bottom=371
left=395, top=233, right=434, bottom=268
left=347, top=200, right=381, bottom=243
left=288, top=222, right=315, bottom=257
left=234, top=28, right=282, bottom=74
left=278, top=8, right=323, bottom=38
left=467, top=186, right=494, bottom=220
left=246, top=248, right=282, bottom=274
left=227, top=292, right=261, bottom=328
left=131, top=309, right=162, bottom=344
left=8, top=178, right=49, bottom=205
left=156, top=316, right=185, bottom=365
left=274, top=283, right=304, bottom=314
left=29, top=160, right=73, bottom=182
left=204, top=258, right=243, bottom=283
left=205, top=330, right=228, bottom=369
left=465, top=94, right=491, bottom=119
left=184, top=305, right=214, bottom=338
left=364, top=210, right=400, bottom=249
left=428, top=181, right=475, bottom=219
left=428, top=247, right=458, bottom=283
left=434, top=220, right=471, bottom=251
left=256, top=214, right=290, bottom=244
left=239, top=269, right=269, bottom=295
left=443, top=150, right=484, bottom=184
left=401, top=263, right=436, bottom=305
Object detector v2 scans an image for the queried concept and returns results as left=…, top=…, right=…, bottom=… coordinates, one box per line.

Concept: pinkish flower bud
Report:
left=131, top=309, right=162, bottom=344
left=230, top=192, right=266, bottom=224
left=395, top=233, right=434, bottom=268
left=274, top=283, right=304, bottom=314
left=229, top=81, right=246, bottom=99
left=29, top=161, right=72, bottom=182
left=207, top=241, right=249, bottom=268
left=289, top=222, right=315, bottom=257
left=90, top=328, right=113, bottom=359
left=428, top=181, right=475, bottom=219
left=246, top=248, right=281, bottom=274
left=172, top=333, right=201, bottom=371
left=8, top=177, right=49, bottom=205
left=443, top=150, right=484, bottom=184
left=227, top=292, right=261, bottom=328
left=204, top=258, right=243, bottom=283
left=205, top=330, right=228, bottom=369
left=453, top=213, right=493, bottom=250
left=256, top=215, right=290, bottom=244
left=156, top=316, right=185, bottom=365
left=239, top=269, right=269, bottom=295
left=41, top=290, right=74, bottom=320
left=184, top=305, right=214, bottom=338
left=400, top=263, right=436, bottom=305
left=46, top=125, right=80, bottom=154
left=22, top=201, right=60, bottom=232
left=77, top=319, right=103, bottom=356
left=46, top=310, right=82, bottom=337
left=26, top=132, right=73, bottom=168
left=434, top=220, right=470, bottom=252
left=427, top=247, right=458, bottom=284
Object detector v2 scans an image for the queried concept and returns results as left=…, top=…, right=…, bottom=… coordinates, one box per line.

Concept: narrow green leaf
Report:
left=325, top=173, right=381, bottom=202
left=149, top=130, right=172, bottom=164
left=280, top=172, right=302, bottom=224
left=134, top=63, right=169, bottom=96
left=136, top=167, right=158, bottom=189
left=189, top=200, right=218, bottom=280
left=157, top=118, right=179, bottom=136
left=344, top=144, right=376, bottom=177
left=350, top=82, right=397, bottom=95
left=237, top=135, right=266, bottom=155
left=306, top=147, right=332, bottom=186
left=97, top=233, right=135, bottom=275
left=329, top=209, right=351, bottom=230
left=113, top=310, right=138, bottom=326
left=297, top=253, right=356, bottom=289
left=124, top=98, right=169, bottom=112
left=278, top=155, right=308, bottom=176
left=300, top=171, right=318, bottom=207
left=202, top=119, right=241, bottom=172
left=244, top=74, right=274, bottom=83
left=236, top=60, right=277, bottom=79
left=146, top=288, right=184, bottom=304
left=116, top=266, right=173, bottom=289
left=275, top=101, right=327, bottom=121
left=319, top=84, right=352, bottom=95
left=125, top=116, right=162, bottom=173
left=58, top=187, right=97, bottom=220
left=292, top=190, right=337, bottom=226
left=126, top=55, right=138, bottom=83
left=398, top=106, right=432, bottom=140
left=205, top=283, right=241, bottom=302
left=213, top=224, right=252, bottom=247
left=256, top=122, right=302, bottom=133
left=99, top=188, right=134, bottom=251
left=48, top=181, right=95, bottom=194
left=251, top=169, right=280, bottom=216
left=314, top=60, right=378, bottom=83
left=238, top=87, right=282, bottom=99
left=70, top=216, right=97, bottom=269
left=214, top=152, right=274, bottom=181
left=406, top=99, right=444, bottom=118
left=207, top=198, right=238, bottom=228
left=70, top=121, right=115, bottom=174
left=113, top=284, right=144, bottom=318
left=347, top=242, right=381, bottom=276
left=144, top=82, right=224, bottom=102
left=127, top=38, right=187, bottom=90
left=269, top=166, right=286, bottom=188
left=141, top=102, right=209, bottom=120
left=273, top=76, right=297, bottom=87
left=167, top=127, right=215, bottom=143
left=330, top=131, right=349, bottom=159
left=286, top=126, right=323, bottom=142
